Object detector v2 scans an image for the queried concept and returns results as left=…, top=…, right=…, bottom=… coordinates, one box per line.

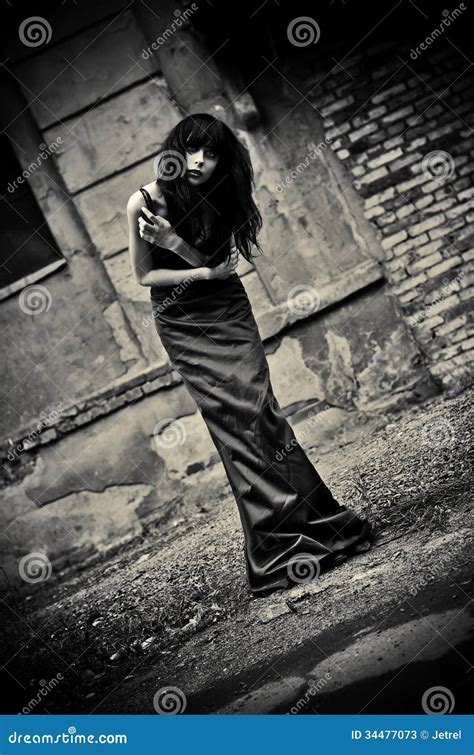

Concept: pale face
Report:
left=185, top=145, right=219, bottom=186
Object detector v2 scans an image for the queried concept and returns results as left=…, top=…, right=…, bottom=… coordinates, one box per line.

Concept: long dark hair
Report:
left=155, top=113, right=263, bottom=263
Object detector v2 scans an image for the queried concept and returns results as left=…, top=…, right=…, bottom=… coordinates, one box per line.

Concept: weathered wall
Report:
left=295, top=41, right=474, bottom=391
left=0, top=2, right=164, bottom=439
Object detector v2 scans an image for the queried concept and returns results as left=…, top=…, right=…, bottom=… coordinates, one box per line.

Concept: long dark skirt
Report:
left=152, top=273, right=372, bottom=595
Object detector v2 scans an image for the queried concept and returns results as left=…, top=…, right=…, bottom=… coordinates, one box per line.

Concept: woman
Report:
left=127, top=113, right=372, bottom=597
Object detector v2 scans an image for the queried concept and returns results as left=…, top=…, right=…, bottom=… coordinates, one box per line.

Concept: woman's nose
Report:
left=193, top=150, right=204, bottom=166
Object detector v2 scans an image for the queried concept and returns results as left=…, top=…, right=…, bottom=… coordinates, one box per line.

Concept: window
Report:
left=0, top=133, right=66, bottom=301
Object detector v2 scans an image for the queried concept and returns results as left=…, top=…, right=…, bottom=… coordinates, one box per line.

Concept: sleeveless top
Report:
left=139, top=186, right=232, bottom=307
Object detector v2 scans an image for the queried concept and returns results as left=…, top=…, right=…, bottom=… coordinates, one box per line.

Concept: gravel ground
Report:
left=1, top=388, right=472, bottom=714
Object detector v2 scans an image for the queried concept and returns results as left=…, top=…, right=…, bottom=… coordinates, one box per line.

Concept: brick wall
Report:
left=311, top=41, right=473, bottom=392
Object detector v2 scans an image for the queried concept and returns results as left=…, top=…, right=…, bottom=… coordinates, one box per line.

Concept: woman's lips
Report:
left=188, top=170, right=202, bottom=176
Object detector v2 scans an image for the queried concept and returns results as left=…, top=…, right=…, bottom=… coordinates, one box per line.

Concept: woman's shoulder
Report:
left=126, top=182, right=168, bottom=217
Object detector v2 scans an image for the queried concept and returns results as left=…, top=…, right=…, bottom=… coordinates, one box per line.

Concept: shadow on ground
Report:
left=1, top=390, right=472, bottom=714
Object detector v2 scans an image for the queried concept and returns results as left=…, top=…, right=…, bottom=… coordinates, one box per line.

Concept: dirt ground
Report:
left=1, top=388, right=473, bottom=715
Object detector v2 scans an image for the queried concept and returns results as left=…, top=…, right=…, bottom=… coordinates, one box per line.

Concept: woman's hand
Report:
left=206, top=249, right=239, bottom=280
left=138, top=207, right=177, bottom=247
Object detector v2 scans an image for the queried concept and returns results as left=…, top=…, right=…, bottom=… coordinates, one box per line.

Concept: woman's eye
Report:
left=185, top=147, right=216, bottom=158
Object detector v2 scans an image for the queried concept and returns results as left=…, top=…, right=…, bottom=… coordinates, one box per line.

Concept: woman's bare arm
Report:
left=126, top=191, right=211, bottom=287
left=137, top=207, right=240, bottom=279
